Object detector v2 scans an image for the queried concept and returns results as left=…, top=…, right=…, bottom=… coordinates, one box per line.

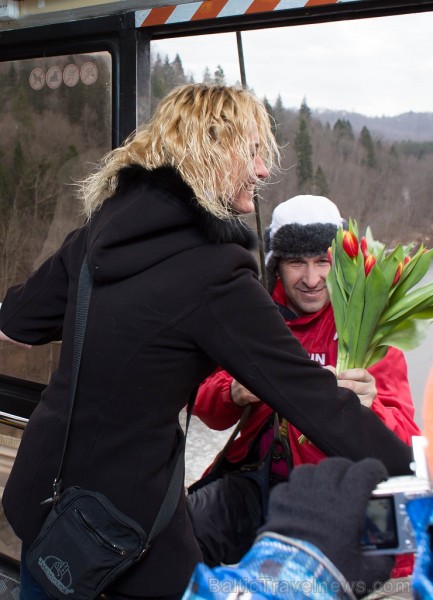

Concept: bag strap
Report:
left=206, top=403, right=252, bottom=475
left=51, top=256, right=195, bottom=548
left=52, top=256, right=93, bottom=500
left=146, top=392, right=195, bottom=547
left=273, top=414, right=293, bottom=470
left=207, top=407, right=293, bottom=479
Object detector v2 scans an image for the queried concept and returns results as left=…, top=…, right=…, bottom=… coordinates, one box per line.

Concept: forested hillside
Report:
left=260, top=98, right=433, bottom=246
left=314, top=109, right=433, bottom=142
left=151, top=54, right=433, bottom=247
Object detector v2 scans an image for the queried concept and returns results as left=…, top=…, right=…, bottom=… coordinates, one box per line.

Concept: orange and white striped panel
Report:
left=135, top=0, right=361, bottom=28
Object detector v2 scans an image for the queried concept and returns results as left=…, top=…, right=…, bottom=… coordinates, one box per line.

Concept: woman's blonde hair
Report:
left=79, top=83, right=279, bottom=219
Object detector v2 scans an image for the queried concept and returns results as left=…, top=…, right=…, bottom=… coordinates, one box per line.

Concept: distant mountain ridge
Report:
left=313, top=109, right=433, bottom=142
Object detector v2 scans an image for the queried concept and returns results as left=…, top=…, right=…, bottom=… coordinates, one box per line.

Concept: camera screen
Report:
left=361, top=496, right=398, bottom=550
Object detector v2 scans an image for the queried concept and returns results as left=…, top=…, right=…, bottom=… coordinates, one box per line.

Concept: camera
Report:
left=361, top=436, right=432, bottom=555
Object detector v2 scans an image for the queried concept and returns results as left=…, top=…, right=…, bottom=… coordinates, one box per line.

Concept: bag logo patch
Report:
left=38, top=555, right=75, bottom=595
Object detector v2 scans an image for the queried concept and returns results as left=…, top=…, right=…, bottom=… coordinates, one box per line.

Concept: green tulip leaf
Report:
left=411, top=308, right=433, bottom=319
left=341, top=257, right=367, bottom=368
left=334, top=238, right=358, bottom=292
left=365, top=226, right=386, bottom=258
left=375, top=318, right=432, bottom=351
left=380, top=281, right=433, bottom=322
left=390, top=248, right=433, bottom=303
left=364, top=345, right=389, bottom=369
left=354, top=263, right=390, bottom=365
left=381, top=249, right=403, bottom=292
left=327, top=267, right=347, bottom=340
left=348, top=218, right=359, bottom=240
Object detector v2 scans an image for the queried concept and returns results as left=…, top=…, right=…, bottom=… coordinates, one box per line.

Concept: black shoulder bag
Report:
left=187, top=407, right=293, bottom=567
left=26, top=257, right=194, bottom=600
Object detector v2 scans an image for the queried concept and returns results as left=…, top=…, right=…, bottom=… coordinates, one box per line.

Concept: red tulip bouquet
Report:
left=327, top=220, right=433, bottom=373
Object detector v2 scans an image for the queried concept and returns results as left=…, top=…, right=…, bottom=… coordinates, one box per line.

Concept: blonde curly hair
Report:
left=79, top=83, right=279, bottom=220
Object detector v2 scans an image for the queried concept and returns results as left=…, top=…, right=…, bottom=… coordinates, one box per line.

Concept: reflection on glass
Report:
left=0, top=52, right=112, bottom=384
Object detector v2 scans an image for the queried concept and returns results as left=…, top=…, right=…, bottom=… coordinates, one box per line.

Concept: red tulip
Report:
left=329, top=219, right=433, bottom=374
left=392, top=261, right=403, bottom=286
left=364, top=254, right=376, bottom=276
left=327, top=247, right=333, bottom=264
left=360, top=237, right=369, bottom=259
left=342, top=231, right=358, bottom=258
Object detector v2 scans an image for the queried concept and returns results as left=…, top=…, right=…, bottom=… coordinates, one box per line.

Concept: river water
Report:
left=183, top=266, right=433, bottom=486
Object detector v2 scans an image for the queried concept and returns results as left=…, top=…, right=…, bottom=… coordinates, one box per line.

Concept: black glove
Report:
left=258, top=457, right=394, bottom=598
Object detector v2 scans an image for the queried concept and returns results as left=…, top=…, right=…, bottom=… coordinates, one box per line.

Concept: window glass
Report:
left=0, top=50, right=112, bottom=565
left=0, top=52, right=112, bottom=384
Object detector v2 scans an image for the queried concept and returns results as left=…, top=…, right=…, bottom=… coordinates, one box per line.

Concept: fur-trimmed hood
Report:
left=87, top=165, right=258, bottom=283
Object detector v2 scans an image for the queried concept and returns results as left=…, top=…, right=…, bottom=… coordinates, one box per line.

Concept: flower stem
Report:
left=336, top=350, right=349, bottom=374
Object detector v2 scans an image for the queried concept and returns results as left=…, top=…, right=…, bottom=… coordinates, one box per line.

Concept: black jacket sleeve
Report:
left=188, top=252, right=413, bottom=476
left=0, top=228, right=85, bottom=345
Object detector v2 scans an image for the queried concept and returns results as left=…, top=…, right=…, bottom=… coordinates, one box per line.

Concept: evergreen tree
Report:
left=263, top=96, right=277, bottom=138
left=294, top=114, right=313, bottom=193
left=360, top=126, right=377, bottom=168
left=151, top=54, right=168, bottom=108
left=333, top=119, right=355, bottom=159
left=202, top=67, right=212, bottom=84
left=150, top=53, right=190, bottom=111
left=169, top=54, right=187, bottom=88
left=333, top=119, right=354, bottom=141
left=273, top=95, right=284, bottom=121
left=314, top=165, right=330, bottom=196
left=387, top=144, right=400, bottom=172
left=299, top=97, right=311, bottom=120
left=397, top=140, right=433, bottom=159
left=200, top=65, right=226, bottom=85
left=213, top=65, right=226, bottom=85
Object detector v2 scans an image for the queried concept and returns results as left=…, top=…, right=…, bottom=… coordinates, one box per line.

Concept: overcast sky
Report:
left=154, top=10, right=433, bottom=118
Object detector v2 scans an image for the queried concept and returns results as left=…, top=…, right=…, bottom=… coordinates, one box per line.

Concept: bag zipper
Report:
left=75, top=508, right=127, bottom=555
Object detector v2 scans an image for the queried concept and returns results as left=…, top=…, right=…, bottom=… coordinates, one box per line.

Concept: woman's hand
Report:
left=230, top=379, right=261, bottom=407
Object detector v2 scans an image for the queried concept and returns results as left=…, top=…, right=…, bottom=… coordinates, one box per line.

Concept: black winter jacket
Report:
left=0, top=166, right=412, bottom=596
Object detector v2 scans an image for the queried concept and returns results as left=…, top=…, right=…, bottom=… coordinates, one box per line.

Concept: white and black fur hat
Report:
left=265, top=195, right=345, bottom=292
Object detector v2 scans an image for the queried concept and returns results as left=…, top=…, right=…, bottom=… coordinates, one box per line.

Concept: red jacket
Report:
left=195, top=280, right=420, bottom=464
left=194, top=278, right=421, bottom=577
